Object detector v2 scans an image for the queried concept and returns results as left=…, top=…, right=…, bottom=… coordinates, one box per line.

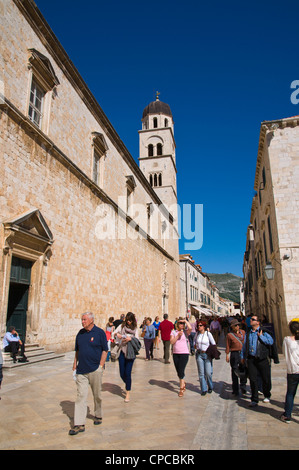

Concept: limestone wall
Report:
left=0, top=0, right=180, bottom=352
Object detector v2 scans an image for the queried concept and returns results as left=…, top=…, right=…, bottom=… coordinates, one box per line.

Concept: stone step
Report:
left=2, top=344, right=64, bottom=369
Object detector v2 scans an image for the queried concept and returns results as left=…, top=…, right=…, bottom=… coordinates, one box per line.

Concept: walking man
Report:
left=210, top=317, right=221, bottom=345
left=69, top=312, right=108, bottom=435
left=158, top=314, right=174, bottom=364
left=241, top=315, right=273, bottom=407
left=225, top=319, right=247, bottom=396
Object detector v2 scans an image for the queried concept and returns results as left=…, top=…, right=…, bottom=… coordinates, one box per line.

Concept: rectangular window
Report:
left=262, top=167, right=266, bottom=187
left=28, top=79, right=45, bottom=128
left=254, top=257, right=259, bottom=280
left=263, top=232, right=268, bottom=263
left=93, top=150, right=100, bottom=184
left=267, top=216, right=274, bottom=254
left=127, top=187, right=133, bottom=215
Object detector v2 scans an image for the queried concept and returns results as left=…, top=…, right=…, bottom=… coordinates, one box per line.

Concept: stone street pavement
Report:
left=0, top=337, right=298, bottom=451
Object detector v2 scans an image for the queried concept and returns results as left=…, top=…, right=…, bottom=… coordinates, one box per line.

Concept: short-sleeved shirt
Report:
left=75, top=325, right=108, bottom=375
left=171, top=330, right=190, bottom=354
left=159, top=320, right=174, bottom=341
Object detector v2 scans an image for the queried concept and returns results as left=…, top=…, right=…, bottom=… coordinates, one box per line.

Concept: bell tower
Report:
left=138, top=93, right=177, bottom=222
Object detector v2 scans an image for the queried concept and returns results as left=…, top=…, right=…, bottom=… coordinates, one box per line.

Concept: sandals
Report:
left=178, top=381, right=186, bottom=397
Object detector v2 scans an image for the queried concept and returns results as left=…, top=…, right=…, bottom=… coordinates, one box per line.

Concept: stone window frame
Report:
left=91, top=132, right=109, bottom=187
left=26, top=48, right=60, bottom=134
left=28, top=78, right=45, bottom=129
left=148, top=144, right=154, bottom=157
left=125, top=175, right=136, bottom=217
left=149, top=172, right=162, bottom=187
left=157, top=143, right=163, bottom=156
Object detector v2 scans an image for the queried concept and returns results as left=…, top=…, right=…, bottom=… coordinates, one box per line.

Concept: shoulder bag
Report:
left=206, top=332, right=221, bottom=360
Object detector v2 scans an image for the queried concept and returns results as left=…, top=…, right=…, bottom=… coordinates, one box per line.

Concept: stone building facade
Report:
left=0, top=0, right=180, bottom=352
left=243, top=116, right=299, bottom=350
left=179, top=254, right=230, bottom=319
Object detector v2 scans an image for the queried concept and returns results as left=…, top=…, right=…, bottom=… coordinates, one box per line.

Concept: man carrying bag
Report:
left=241, top=315, right=274, bottom=407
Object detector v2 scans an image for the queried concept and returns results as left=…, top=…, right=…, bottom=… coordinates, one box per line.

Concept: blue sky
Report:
left=35, top=0, right=299, bottom=276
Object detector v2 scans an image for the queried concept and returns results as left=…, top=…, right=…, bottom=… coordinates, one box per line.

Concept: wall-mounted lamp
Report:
left=264, top=254, right=290, bottom=280
left=264, top=262, right=275, bottom=280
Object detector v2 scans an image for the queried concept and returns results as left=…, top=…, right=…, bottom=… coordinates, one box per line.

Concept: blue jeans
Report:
left=196, top=351, right=213, bottom=392
left=118, top=351, right=135, bottom=391
left=189, top=332, right=196, bottom=354
left=284, top=373, right=299, bottom=418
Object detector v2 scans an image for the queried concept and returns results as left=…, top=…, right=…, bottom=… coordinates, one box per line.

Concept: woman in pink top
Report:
left=170, top=318, right=192, bottom=397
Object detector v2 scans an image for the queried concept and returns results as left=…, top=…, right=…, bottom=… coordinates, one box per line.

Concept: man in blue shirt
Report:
left=241, top=315, right=274, bottom=407
left=69, top=312, right=108, bottom=435
left=3, top=326, right=28, bottom=363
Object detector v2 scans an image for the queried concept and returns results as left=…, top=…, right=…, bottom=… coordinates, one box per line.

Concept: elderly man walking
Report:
left=158, top=314, right=174, bottom=364
left=69, top=312, right=108, bottom=435
left=241, top=315, right=274, bottom=407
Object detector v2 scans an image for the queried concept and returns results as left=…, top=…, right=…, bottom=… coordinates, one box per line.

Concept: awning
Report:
left=190, top=304, right=212, bottom=317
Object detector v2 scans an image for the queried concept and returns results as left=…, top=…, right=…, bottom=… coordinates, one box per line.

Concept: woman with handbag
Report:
left=194, top=320, right=216, bottom=395
left=112, top=312, right=138, bottom=403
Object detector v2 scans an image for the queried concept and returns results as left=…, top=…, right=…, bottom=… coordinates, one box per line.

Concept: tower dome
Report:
left=142, top=93, right=172, bottom=119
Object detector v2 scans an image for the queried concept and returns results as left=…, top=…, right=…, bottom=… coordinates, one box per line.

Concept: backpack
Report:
left=259, top=327, right=280, bottom=364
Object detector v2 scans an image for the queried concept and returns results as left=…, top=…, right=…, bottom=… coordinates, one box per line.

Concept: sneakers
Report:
left=69, top=425, right=85, bottom=435
left=280, top=414, right=291, bottom=424
left=249, top=401, right=258, bottom=407
left=93, top=417, right=102, bottom=425
left=262, top=397, right=270, bottom=403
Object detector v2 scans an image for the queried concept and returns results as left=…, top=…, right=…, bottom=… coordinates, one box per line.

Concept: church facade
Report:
left=0, top=0, right=180, bottom=352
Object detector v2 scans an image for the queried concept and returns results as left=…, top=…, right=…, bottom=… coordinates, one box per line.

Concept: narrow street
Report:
left=0, top=335, right=298, bottom=451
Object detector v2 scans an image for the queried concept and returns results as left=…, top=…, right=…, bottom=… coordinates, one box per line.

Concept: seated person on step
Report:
left=3, top=326, right=28, bottom=363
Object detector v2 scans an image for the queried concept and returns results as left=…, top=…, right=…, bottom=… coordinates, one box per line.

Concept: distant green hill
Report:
left=207, top=273, right=242, bottom=303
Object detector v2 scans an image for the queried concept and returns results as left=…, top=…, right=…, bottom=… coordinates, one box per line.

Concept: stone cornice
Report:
left=254, top=116, right=299, bottom=191
left=138, top=154, right=177, bottom=174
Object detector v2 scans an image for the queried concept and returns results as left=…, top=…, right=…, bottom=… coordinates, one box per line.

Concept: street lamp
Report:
left=264, top=262, right=275, bottom=280
left=264, top=254, right=290, bottom=280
